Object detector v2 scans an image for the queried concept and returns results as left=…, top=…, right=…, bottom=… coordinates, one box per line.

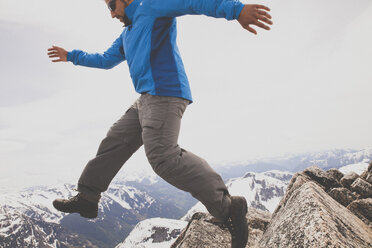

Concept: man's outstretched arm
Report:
left=47, top=36, right=125, bottom=69
left=149, top=0, right=272, bottom=34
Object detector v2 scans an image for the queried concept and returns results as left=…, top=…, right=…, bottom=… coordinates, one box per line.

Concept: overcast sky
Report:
left=0, top=0, right=372, bottom=192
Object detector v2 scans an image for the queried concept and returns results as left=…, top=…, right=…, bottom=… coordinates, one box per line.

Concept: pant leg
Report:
left=138, top=94, right=231, bottom=221
left=78, top=101, right=143, bottom=202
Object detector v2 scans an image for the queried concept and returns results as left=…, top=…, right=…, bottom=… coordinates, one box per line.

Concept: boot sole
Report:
left=80, top=211, right=98, bottom=219
left=53, top=201, right=97, bottom=219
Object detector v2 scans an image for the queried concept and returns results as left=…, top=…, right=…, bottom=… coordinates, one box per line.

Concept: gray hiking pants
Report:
left=77, top=93, right=231, bottom=221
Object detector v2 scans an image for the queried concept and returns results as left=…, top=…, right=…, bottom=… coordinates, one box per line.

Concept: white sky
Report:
left=0, top=0, right=372, bottom=191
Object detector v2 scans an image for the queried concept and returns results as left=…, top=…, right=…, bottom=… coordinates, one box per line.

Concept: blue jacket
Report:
left=67, top=0, right=244, bottom=102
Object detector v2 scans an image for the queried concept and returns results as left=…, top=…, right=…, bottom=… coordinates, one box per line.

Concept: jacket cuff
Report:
left=66, top=51, right=73, bottom=62
left=234, top=2, right=244, bottom=20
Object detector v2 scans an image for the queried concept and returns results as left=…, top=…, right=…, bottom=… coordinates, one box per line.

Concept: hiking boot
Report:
left=53, top=193, right=98, bottom=219
left=225, top=196, right=248, bottom=248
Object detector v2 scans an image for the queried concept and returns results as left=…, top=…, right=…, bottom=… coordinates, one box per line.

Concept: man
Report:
left=48, top=0, right=272, bottom=247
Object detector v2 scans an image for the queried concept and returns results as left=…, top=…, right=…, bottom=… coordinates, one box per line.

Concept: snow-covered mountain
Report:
left=0, top=181, right=194, bottom=248
left=182, top=170, right=293, bottom=221
left=115, top=218, right=187, bottom=248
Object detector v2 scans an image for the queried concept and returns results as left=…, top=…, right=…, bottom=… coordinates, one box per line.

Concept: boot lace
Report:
left=70, top=193, right=82, bottom=202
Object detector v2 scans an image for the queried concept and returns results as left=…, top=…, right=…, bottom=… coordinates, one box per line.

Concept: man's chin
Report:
left=116, top=17, right=124, bottom=23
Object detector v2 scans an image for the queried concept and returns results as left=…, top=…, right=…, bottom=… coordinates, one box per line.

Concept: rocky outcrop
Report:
left=303, top=166, right=341, bottom=190
left=260, top=181, right=371, bottom=247
left=171, top=208, right=271, bottom=248
left=341, top=171, right=359, bottom=189
left=171, top=163, right=372, bottom=248
left=347, top=198, right=372, bottom=228
left=327, top=168, right=344, bottom=182
left=328, top=187, right=357, bottom=206
left=360, top=163, right=372, bottom=184
left=351, top=177, right=372, bottom=198
left=260, top=165, right=372, bottom=247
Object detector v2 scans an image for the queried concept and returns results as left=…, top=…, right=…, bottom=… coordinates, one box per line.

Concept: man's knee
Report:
left=146, top=147, right=180, bottom=175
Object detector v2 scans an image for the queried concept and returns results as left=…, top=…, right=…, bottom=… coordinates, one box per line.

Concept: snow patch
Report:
left=339, top=161, right=369, bottom=175
left=116, top=218, right=187, bottom=248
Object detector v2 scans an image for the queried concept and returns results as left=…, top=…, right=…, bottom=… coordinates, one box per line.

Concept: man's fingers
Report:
left=254, top=5, right=270, bottom=11
left=47, top=49, right=59, bottom=54
left=257, top=15, right=273, bottom=25
left=52, top=59, right=62, bottom=62
left=49, top=55, right=60, bottom=58
left=244, top=25, right=257, bottom=35
left=48, top=51, right=59, bottom=55
left=254, top=20, right=271, bottom=31
left=48, top=46, right=62, bottom=52
left=257, top=10, right=271, bottom=19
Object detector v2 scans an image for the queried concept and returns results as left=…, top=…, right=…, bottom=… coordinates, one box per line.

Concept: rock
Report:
left=171, top=212, right=230, bottom=248
left=171, top=208, right=271, bottom=248
left=272, top=173, right=311, bottom=216
left=246, top=208, right=271, bottom=247
left=303, top=166, right=340, bottom=191
left=147, top=227, right=182, bottom=243
left=361, top=171, right=372, bottom=184
left=327, top=168, right=344, bottom=182
left=350, top=178, right=372, bottom=198
left=247, top=208, right=271, bottom=231
left=347, top=199, right=372, bottom=228
left=366, top=173, right=372, bottom=184
left=340, top=172, right=359, bottom=189
left=368, top=162, right=372, bottom=172
left=328, top=187, right=358, bottom=207
left=259, top=181, right=372, bottom=248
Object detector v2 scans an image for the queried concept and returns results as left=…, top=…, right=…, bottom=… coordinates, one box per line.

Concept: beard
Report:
left=122, top=13, right=132, bottom=27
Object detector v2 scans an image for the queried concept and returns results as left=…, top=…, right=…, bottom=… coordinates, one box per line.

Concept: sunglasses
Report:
left=108, top=0, right=116, bottom=12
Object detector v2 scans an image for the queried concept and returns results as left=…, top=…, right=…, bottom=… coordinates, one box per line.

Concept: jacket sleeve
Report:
left=67, top=36, right=125, bottom=69
left=149, top=0, right=244, bottom=20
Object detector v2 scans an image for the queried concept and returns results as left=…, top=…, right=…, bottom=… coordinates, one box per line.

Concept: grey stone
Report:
left=368, top=162, right=372, bottom=173
left=340, top=172, right=359, bottom=189
left=350, top=178, right=372, bottom=198
left=347, top=198, right=372, bottom=228
left=259, top=181, right=372, bottom=248
left=327, top=168, right=344, bottom=182
left=366, top=173, right=372, bottom=184
left=303, top=166, right=340, bottom=191
left=272, top=173, right=311, bottom=216
left=171, top=212, right=231, bottom=248
left=150, top=227, right=170, bottom=243
left=328, top=187, right=358, bottom=207
left=361, top=171, right=372, bottom=184
left=171, top=208, right=271, bottom=248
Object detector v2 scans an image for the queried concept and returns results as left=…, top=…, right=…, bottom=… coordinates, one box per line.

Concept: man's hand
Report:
left=238, top=5, right=273, bottom=35
left=47, top=46, right=68, bottom=62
